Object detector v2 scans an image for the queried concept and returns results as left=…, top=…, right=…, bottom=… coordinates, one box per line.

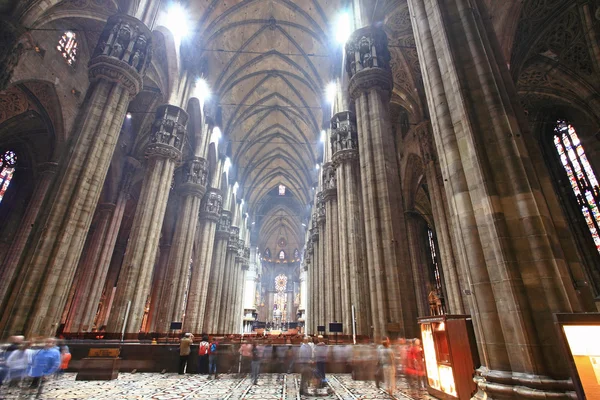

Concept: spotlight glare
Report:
left=335, top=11, right=352, bottom=45
left=195, top=78, right=211, bottom=102
left=126, top=112, right=132, bottom=119
left=316, top=163, right=320, bottom=170
left=224, top=157, right=232, bottom=172
left=165, top=3, right=190, bottom=40
left=320, top=130, right=326, bottom=143
left=326, top=82, right=337, bottom=104
left=233, top=181, right=239, bottom=195
left=211, top=126, right=221, bottom=144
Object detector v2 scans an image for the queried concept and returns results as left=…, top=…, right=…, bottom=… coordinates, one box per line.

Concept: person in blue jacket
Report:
left=29, top=338, right=61, bottom=397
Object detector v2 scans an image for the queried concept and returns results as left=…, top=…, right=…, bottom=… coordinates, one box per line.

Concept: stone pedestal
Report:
left=0, top=14, right=151, bottom=338
left=107, top=104, right=187, bottom=335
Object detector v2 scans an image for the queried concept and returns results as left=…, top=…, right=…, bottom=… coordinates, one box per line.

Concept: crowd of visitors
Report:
left=0, top=336, right=70, bottom=398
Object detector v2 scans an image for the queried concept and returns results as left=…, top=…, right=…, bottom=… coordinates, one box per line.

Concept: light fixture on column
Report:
left=224, top=157, right=232, bottom=174
left=164, top=3, right=191, bottom=41
left=320, top=130, right=326, bottom=143
left=334, top=11, right=352, bottom=45
left=316, top=163, right=320, bottom=170
left=233, top=181, right=239, bottom=195
left=126, top=112, right=132, bottom=119
left=326, top=82, right=337, bottom=104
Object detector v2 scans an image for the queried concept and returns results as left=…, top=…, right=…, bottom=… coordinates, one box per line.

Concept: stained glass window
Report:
left=57, top=31, right=77, bottom=66
left=279, top=184, right=286, bottom=196
left=427, top=228, right=443, bottom=292
left=264, top=248, right=271, bottom=258
left=553, top=121, right=600, bottom=254
left=0, top=150, right=17, bottom=204
left=279, top=250, right=285, bottom=260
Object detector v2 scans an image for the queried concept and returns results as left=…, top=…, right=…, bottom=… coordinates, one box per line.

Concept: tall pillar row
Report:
left=182, top=187, right=222, bottom=333
left=417, top=122, right=465, bottom=314
left=331, top=111, right=371, bottom=336
left=220, top=225, right=239, bottom=333
left=345, top=27, right=419, bottom=339
left=407, top=0, right=582, bottom=396
left=107, top=104, right=188, bottom=335
left=154, top=157, right=208, bottom=333
left=0, top=15, right=152, bottom=338
left=64, top=160, right=137, bottom=333
left=203, top=207, right=231, bottom=333
left=310, top=215, right=321, bottom=332
left=0, top=161, right=57, bottom=306
left=322, top=163, right=342, bottom=328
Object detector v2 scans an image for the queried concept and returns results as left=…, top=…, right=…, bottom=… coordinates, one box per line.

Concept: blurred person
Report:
left=379, top=339, right=396, bottom=396
left=396, top=338, right=408, bottom=374
left=285, top=345, right=295, bottom=373
left=0, top=335, right=24, bottom=386
left=250, top=342, right=262, bottom=385
left=28, top=338, right=60, bottom=398
left=406, top=338, right=426, bottom=388
left=6, top=341, right=33, bottom=386
left=239, top=341, right=252, bottom=373
left=59, top=345, right=71, bottom=375
left=208, top=337, right=219, bottom=378
left=314, top=335, right=327, bottom=386
left=197, top=335, right=210, bottom=374
left=298, top=337, right=313, bottom=395
left=179, top=333, right=193, bottom=374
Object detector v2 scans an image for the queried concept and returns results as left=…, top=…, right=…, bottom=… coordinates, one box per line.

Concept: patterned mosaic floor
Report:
left=0, top=373, right=429, bottom=400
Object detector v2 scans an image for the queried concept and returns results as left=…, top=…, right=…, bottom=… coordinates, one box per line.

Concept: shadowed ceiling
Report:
left=187, top=0, right=342, bottom=257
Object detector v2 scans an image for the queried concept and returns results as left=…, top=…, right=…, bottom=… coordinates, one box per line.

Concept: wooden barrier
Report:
left=76, top=348, right=121, bottom=381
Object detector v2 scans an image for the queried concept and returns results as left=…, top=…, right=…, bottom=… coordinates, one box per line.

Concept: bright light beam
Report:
left=335, top=11, right=352, bottom=45
left=164, top=3, right=190, bottom=41
left=195, top=78, right=211, bottom=102
left=326, top=82, right=337, bottom=104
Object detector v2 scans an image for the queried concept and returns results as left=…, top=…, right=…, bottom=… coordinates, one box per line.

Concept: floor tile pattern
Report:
left=0, top=373, right=428, bottom=400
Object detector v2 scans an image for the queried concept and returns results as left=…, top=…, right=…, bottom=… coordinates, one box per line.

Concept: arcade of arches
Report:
left=1, top=0, right=600, bottom=398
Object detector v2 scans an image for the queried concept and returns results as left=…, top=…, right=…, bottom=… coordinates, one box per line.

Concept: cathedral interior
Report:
left=1, top=0, right=600, bottom=398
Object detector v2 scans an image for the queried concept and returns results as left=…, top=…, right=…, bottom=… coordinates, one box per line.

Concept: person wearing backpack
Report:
left=208, top=337, right=218, bottom=379
left=197, top=335, right=210, bottom=374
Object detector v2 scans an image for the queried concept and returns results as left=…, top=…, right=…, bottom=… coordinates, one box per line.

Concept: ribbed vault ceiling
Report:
left=188, top=0, right=341, bottom=254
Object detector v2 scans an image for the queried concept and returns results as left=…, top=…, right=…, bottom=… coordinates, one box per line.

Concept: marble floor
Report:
left=0, top=373, right=429, bottom=400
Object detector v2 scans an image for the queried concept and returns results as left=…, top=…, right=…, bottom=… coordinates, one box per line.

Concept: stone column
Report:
left=183, top=188, right=222, bottom=333
left=405, top=213, right=431, bottom=317
left=345, top=27, right=418, bottom=339
left=323, top=164, right=342, bottom=327
left=107, top=104, right=188, bottom=335
left=305, top=240, right=313, bottom=333
left=310, top=216, right=322, bottom=331
left=417, top=123, right=464, bottom=314
left=154, top=157, right=208, bottom=332
left=219, top=226, right=239, bottom=333
left=0, top=162, right=57, bottom=306
left=331, top=111, right=371, bottom=336
left=94, top=237, right=127, bottom=329
left=147, top=243, right=171, bottom=332
left=203, top=209, right=231, bottom=333
left=64, top=203, right=114, bottom=332
left=73, top=162, right=137, bottom=332
left=0, top=15, right=151, bottom=338
left=408, top=0, right=580, bottom=395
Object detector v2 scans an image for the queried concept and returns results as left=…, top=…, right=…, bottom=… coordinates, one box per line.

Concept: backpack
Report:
left=199, top=342, right=209, bottom=356
left=210, top=343, right=217, bottom=354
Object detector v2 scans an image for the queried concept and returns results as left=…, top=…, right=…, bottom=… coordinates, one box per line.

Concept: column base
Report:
left=474, top=368, right=576, bottom=400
